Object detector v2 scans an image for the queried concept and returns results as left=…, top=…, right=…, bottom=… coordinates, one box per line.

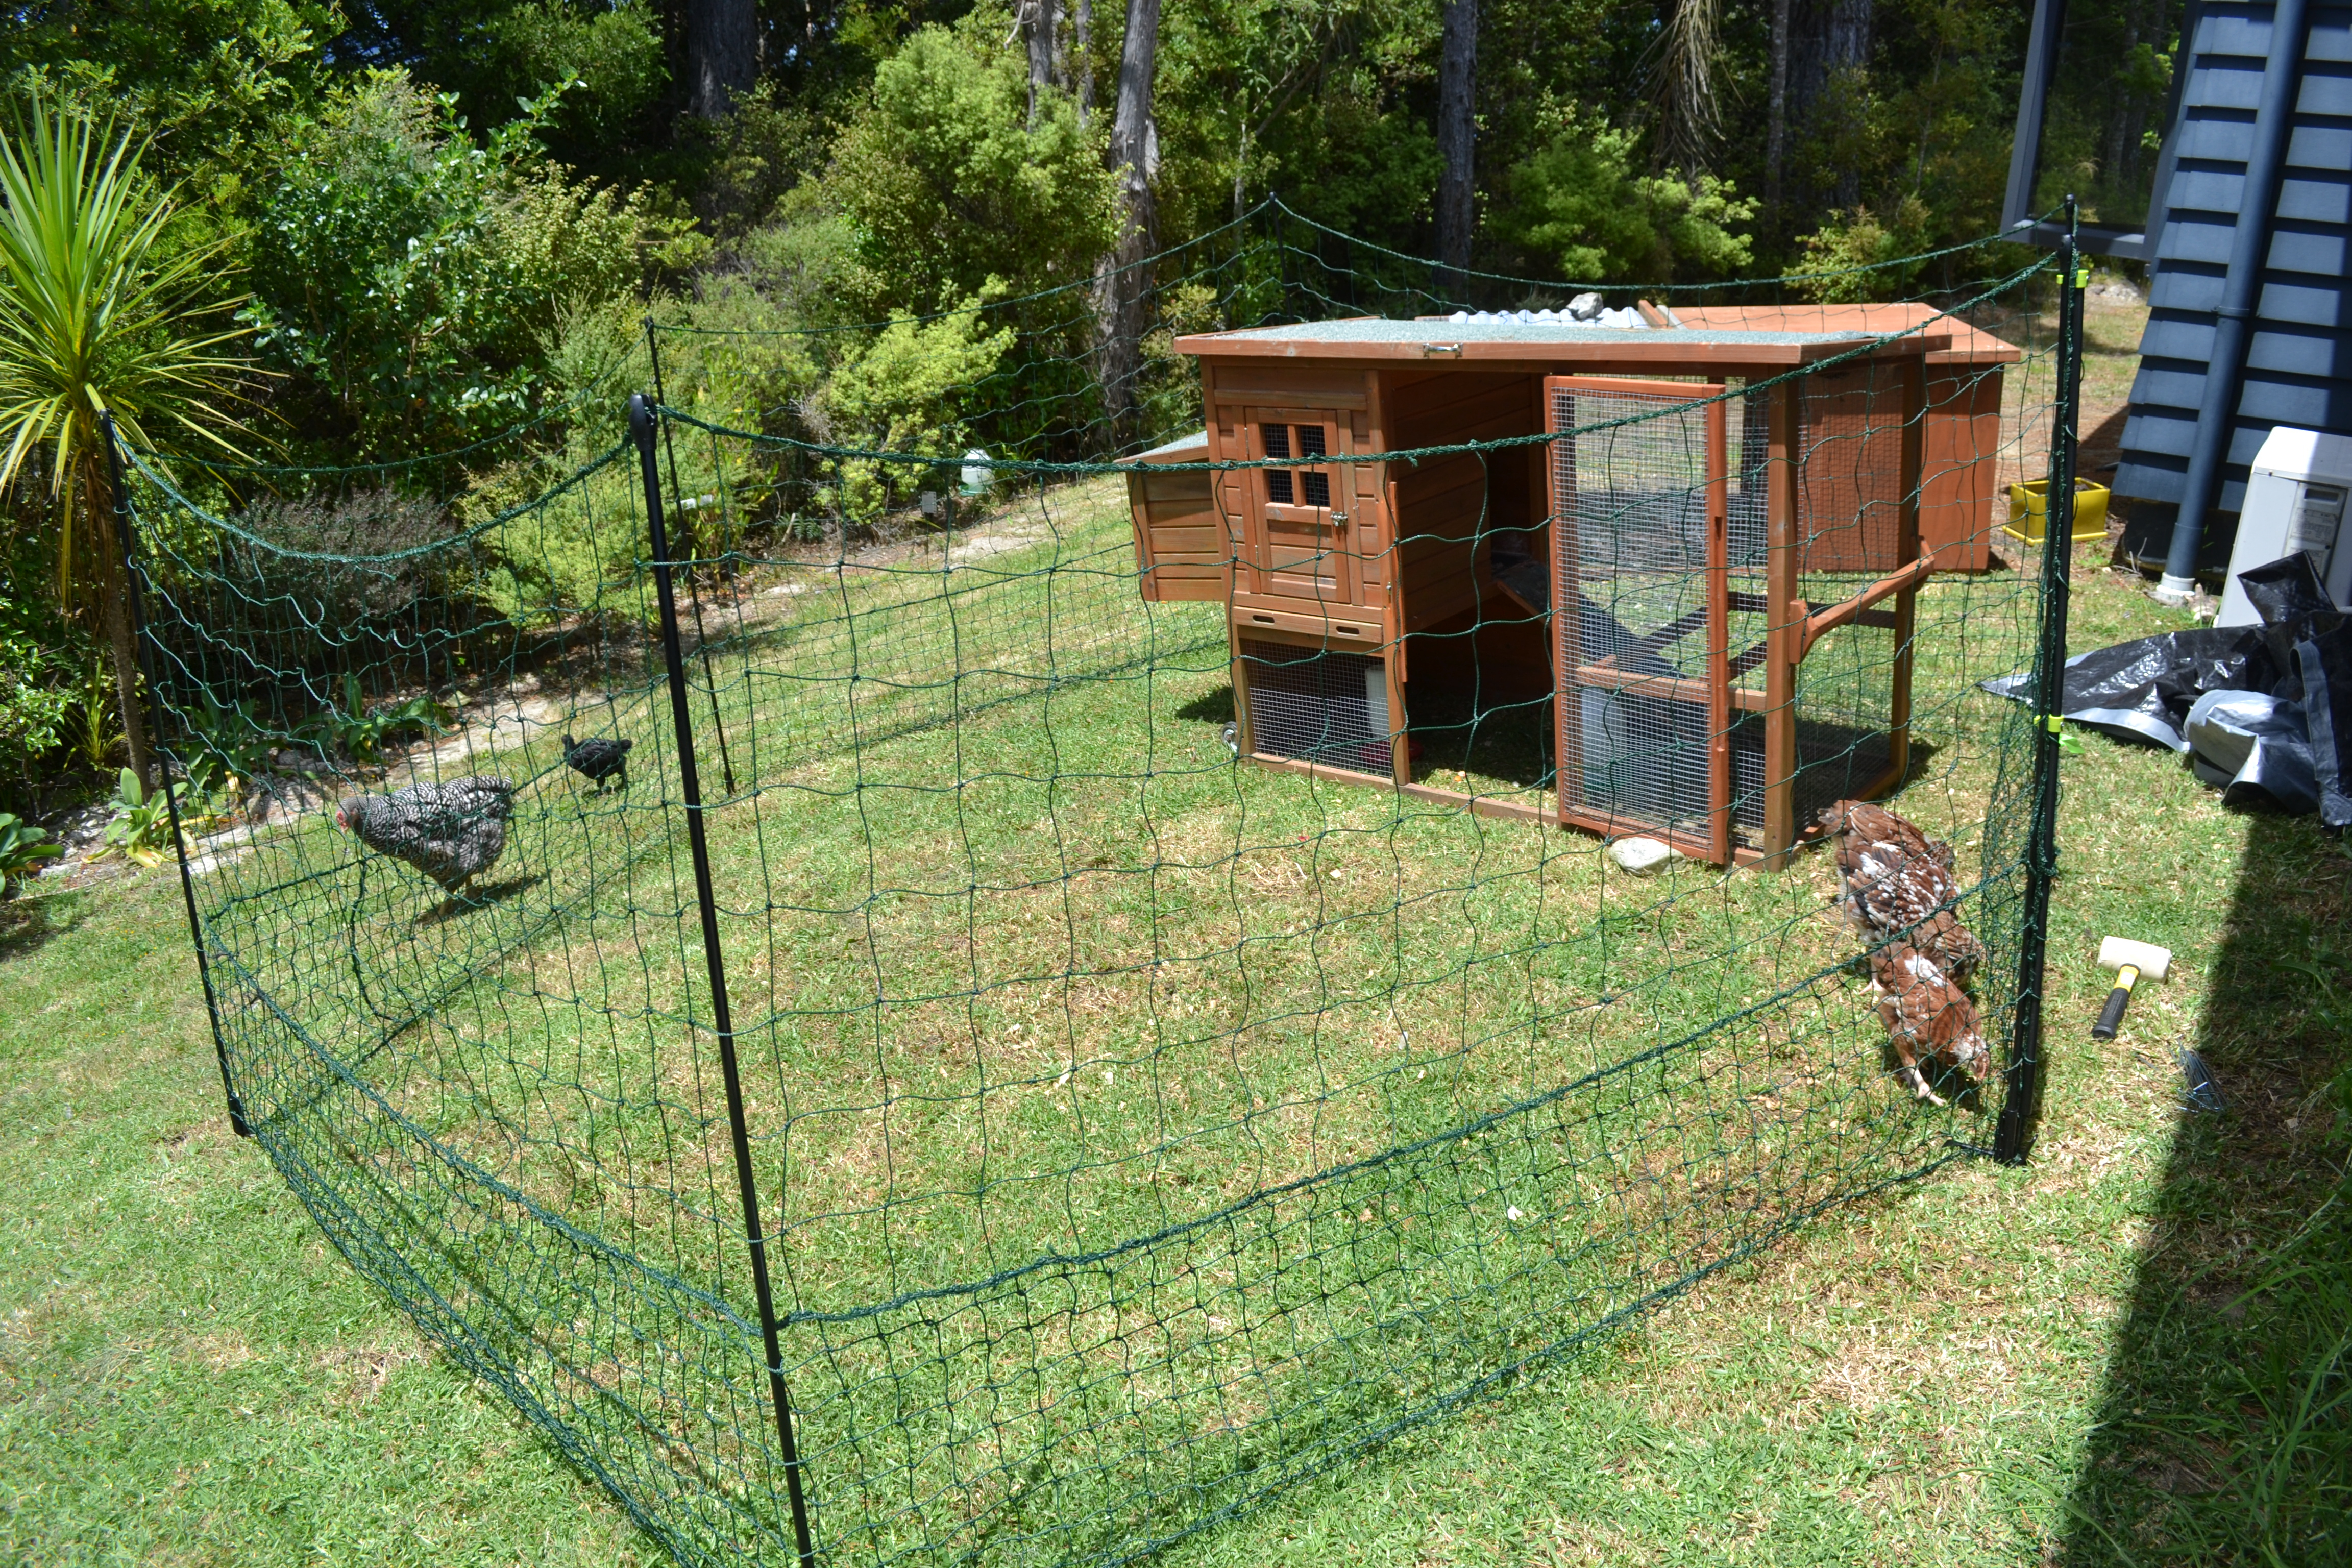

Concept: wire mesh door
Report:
left=1547, top=376, right=1732, bottom=861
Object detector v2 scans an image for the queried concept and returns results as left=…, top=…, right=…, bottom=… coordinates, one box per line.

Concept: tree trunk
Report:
left=1435, top=0, right=1478, bottom=279
left=1074, top=0, right=1095, bottom=127
left=686, top=0, right=758, bottom=118
left=1767, top=0, right=1790, bottom=218
left=1101, top=0, right=1162, bottom=435
left=1024, top=0, right=1061, bottom=125
left=82, top=454, right=153, bottom=793
left=1823, top=0, right=1871, bottom=206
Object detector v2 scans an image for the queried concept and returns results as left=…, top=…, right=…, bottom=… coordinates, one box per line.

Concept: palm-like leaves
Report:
left=1655, top=0, right=1724, bottom=177
left=0, top=91, right=258, bottom=606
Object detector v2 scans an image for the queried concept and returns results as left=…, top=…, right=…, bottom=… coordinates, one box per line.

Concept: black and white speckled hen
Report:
left=1867, top=942, right=1991, bottom=1105
left=562, top=733, right=632, bottom=791
left=336, top=777, right=515, bottom=895
left=1819, top=798, right=1986, bottom=983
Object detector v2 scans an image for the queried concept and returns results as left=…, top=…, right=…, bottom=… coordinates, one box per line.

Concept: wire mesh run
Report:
left=119, top=211, right=2072, bottom=1568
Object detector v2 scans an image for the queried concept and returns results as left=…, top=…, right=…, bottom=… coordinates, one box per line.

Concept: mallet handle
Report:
left=2092, top=963, right=2141, bottom=1040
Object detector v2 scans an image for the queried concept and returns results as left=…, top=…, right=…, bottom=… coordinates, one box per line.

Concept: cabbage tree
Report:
left=0, top=92, right=258, bottom=787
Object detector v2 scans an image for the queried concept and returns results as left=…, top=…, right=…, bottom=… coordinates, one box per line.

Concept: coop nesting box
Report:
left=1127, top=309, right=2009, bottom=866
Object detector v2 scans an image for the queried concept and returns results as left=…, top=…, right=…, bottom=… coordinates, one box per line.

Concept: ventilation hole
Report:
left=1262, top=425, right=1291, bottom=460
left=1266, top=470, right=1295, bottom=504
left=1301, top=471, right=1331, bottom=508
left=1295, top=425, right=1327, bottom=459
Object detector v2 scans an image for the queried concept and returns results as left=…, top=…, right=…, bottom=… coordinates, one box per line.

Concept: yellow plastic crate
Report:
left=2004, top=477, right=2111, bottom=544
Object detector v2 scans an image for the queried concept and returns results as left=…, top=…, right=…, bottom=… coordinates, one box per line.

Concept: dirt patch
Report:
left=317, top=1335, right=427, bottom=1405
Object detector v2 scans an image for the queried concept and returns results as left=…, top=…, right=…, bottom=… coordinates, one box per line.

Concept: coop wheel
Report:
left=1221, top=722, right=1239, bottom=756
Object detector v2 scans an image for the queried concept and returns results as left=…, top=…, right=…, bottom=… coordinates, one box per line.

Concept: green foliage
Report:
left=0, top=601, right=71, bottom=783
left=819, top=304, right=1015, bottom=521
left=827, top=9, right=1119, bottom=314
left=0, top=91, right=258, bottom=608
left=1492, top=111, right=1756, bottom=283
left=185, top=691, right=277, bottom=781
left=298, top=673, right=452, bottom=766
left=461, top=413, right=651, bottom=624
left=698, top=83, right=829, bottom=240
left=0, top=810, right=62, bottom=897
left=1134, top=280, right=1226, bottom=442
left=0, top=0, right=335, bottom=201
left=480, top=0, right=667, bottom=154
left=242, top=70, right=677, bottom=460
left=99, top=763, right=223, bottom=866
left=1152, top=0, right=1449, bottom=241
left=1791, top=197, right=1938, bottom=303
left=66, top=655, right=124, bottom=774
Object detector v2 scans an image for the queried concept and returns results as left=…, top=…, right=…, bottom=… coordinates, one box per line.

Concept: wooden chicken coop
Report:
left=1123, top=309, right=2016, bottom=866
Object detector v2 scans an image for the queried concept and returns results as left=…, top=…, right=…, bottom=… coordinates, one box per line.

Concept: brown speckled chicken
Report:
left=1820, top=799, right=1986, bottom=983
left=336, top=777, right=515, bottom=895
left=1868, top=942, right=1990, bottom=1105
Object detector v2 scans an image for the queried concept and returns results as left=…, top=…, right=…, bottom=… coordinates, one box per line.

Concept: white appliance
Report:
left=2216, top=426, right=2352, bottom=627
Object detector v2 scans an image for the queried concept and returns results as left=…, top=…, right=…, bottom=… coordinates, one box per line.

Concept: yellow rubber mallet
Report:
left=2092, top=937, right=2172, bottom=1040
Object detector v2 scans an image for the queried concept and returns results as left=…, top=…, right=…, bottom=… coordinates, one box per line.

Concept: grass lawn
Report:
left=8, top=393, right=2349, bottom=1559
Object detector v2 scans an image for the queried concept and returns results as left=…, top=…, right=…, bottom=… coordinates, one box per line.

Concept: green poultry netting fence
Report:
left=119, top=201, right=2078, bottom=1568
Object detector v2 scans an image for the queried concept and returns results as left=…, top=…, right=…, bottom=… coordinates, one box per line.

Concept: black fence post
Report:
left=630, top=394, right=817, bottom=1565
left=1996, top=202, right=2081, bottom=1166
left=101, top=415, right=254, bottom=1139
left=643, top=321, right=739, bottom=796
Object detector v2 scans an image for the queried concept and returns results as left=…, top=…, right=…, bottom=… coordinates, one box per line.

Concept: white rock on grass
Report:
left=1606, top=836, right=1681, bottom=875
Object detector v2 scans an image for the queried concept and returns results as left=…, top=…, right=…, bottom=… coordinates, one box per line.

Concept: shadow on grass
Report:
left=2056, top=811, right=2352, bottom=1565
left=0, top=890, right=91, bottom=963
left=416, top=872, right=550, bottom=926
left=1174, top=685, right=1235, bottom=726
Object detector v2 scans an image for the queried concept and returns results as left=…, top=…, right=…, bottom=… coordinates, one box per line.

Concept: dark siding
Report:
left=2112, top=2, right=2352, bottom=561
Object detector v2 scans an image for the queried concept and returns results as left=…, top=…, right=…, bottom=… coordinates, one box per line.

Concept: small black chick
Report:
left=562, top=734, right=633, bottom=791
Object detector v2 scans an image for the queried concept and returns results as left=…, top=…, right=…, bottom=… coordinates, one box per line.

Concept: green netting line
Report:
left=649, top=254, right=2050, bottom=484
left=646, top=195, right=2059, bottom=344
left=120, top=218, right=2076, bottom=1568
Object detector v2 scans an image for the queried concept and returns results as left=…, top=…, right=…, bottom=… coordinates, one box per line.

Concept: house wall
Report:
left=2112, top=1, right=2352, bottom=568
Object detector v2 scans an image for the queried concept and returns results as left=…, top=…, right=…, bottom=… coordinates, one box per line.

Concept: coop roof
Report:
left=1122, top=428, right=1211, bottom=464
left=1172, top=313, right=1957, bottom=368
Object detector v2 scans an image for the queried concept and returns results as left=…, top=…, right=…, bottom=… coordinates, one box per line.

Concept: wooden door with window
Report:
left=1242, top=408, right=1361, bottom=606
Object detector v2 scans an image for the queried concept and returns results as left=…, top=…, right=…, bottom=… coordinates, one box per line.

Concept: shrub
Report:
left=819, top=304, right=1016, bottom=524
left=1790, top=197, right=1937, bottom=303
left=0, top=603, right=71, bottom=788
left=1493, top=110, right=1755, bottom=283
left=243, top=69, right=679, bottom=460
left=826, top=9, right=1119, bottom=315
left=228, top=485, right=454, bottom=626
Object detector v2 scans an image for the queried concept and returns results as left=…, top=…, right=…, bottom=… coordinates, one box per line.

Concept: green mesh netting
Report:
left=118, top=203, right=2078, bottom=1568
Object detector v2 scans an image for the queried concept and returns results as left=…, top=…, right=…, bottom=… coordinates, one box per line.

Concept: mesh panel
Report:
left=1551, top=384, right=1720, bottom=841
left=1241, top=638, right=1392, bottom=771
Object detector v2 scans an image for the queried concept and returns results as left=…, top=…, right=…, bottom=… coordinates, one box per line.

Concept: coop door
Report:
left=1239, top=639, right=1393, bottom=773
left=1244, top=409, right=1360, bottom=604
left=1546, top=376, right=1734, bottom=857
